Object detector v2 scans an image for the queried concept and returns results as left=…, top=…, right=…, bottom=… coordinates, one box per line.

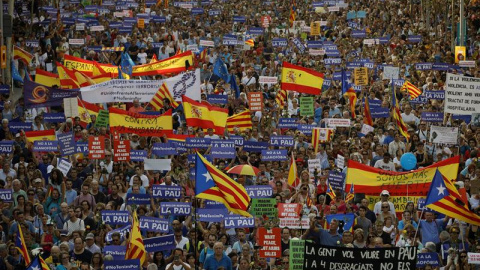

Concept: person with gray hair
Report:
left=438, top=230, right=452, bottom=265
left=147, top=263, right=159, bottom=270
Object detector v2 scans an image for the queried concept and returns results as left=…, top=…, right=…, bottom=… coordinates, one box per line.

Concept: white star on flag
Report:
left=436, top=184, right=446, bottom=196
left=203, top=172, right=213, bottom=182
left=32, top=266, right=40, bottom=270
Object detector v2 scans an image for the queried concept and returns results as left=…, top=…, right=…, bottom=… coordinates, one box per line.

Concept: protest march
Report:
left=1, top=0, right=480, bottom=269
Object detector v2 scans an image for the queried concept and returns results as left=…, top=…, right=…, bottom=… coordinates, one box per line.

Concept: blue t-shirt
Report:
left=319, top=229, right=342, bottom=246
left=419, top=219, right=444, bottom=245
left=203, top=254, right=232, bottom=270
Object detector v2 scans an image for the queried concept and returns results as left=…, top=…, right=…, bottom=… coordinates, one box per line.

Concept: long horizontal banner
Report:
left=24, top=80, right=79, bottom=108
left=64, top=54, right=118, bottom=76
left=109, top=107, right=172, bottom=136
left=132, top=51, right=194, bottom=76
left=80, top=69, right=200, bottom=103
left=345, top=156, right=459, bottom=196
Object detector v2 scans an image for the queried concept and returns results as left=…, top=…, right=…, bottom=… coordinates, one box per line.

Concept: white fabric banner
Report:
left=80, top=69, right=201, bottom=103
left=429, top=126, right=458, bottom=145
left=445, top=73, right=480, bottom=115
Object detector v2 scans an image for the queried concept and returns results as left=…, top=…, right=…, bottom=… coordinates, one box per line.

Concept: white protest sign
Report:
left=199, top=40, right=214, bottom=47
left=75, top=24, right=85, bottom=31
left=319, top=21, right=328, bottom=26
left=69, top=39, right=85, bottom=45
left=64, top=98, right=79, bottom=118
left=144, top=159, right=172, bottom=171
left=57, top=158, right=72, bottom=177
left=259, top=76, right=278, bottom=84
left=309, top=49, right=325, bottom=56
left=328, top=6, right=340, bottom=12
left=382, top=66, right=399, bottom=80
left=363, top=39, right=376, bottom=45
left=361, top=124, right=374, bottom=135
left=326, top=118, right=351, bottom=127
left=459, top=61, right=476, bottom=68
left=430, top=126, right=458, bottom=145
left=186, top=44, right=199, bottom=53
left=308, top=159, right=321, bottom=178
left=469, top=253, right=480, bottom=264
left=445, top=73, right=480, bottom=115
left=90, top=25, right=105, bottom=32
left=337, top=154, right=345, bottom=169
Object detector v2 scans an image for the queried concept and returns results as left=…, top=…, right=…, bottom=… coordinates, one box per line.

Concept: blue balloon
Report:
left=400, top=153, right=417, bottom=170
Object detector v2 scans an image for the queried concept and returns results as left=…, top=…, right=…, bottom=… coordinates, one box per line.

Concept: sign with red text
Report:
left=257, top=228, right=281, bottom=258
left=88, top=136, right=105, bottom=159
left=114, top=140, right=131, bottom=162
left=248, top=92, right=264, bottom=112
left=277, top=203, right=302, bottom=218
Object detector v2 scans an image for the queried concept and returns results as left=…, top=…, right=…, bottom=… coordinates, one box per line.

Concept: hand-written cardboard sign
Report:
left=354, top=67, right=368, bottom=86
left=88, top=136, right=105, bottom=159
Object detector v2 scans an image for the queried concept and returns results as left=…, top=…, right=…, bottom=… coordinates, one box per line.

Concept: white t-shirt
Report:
left=374, top=160, right=396, bottom=171
left=137, top=52, right=148, bottom=64
left=128, top=174, right=149, bottom=187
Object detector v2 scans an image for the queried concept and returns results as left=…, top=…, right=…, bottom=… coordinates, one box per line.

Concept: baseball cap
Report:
left=380, top=190, right=390, bottom=196
left=86, top=233, right=94, bottom=240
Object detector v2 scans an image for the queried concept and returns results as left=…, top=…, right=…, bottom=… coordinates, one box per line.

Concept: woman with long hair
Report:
left=16, top=164, right=29, bottom=185
left=48, top=169, right=65, bottom=197
left=44, top=188, right=62, bottom=216
left=91, top=252, right=103, bottom=270
left=153, top=251, right=166, bottom=270
left=55, top=251, right=73, bottom=270
left=353, top=228, right=366, bottom=248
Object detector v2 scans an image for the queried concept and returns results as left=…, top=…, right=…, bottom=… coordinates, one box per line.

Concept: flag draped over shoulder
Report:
left=281, top=62, right=324, bottom=95
left=109, top=107, right=173, bottom=136
left=182, top=96, right=228, bottom=135
left=226, top=110, right=252, bottom=133
left=288, top=153, right=300, bottom=187
left=425, top=169, right=480, bottom=226
left=149, top=82, right=179, bottom=110
left=195, top=152, right=251, bottom=217
left=125, top=210, right=147, bottom=265
left=401, top=81, right=422, bottom=100
left=14, top=46, right=33, bottom=64
left=16, top=224, right=31, bottom=265
left=391, top=83, right=410, bottom=140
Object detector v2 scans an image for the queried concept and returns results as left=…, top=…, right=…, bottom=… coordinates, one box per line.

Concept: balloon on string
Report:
left=400, top=152, right=417, bottom=170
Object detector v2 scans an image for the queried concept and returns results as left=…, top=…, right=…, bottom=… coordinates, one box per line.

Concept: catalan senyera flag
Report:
left=392, top=83, right=410, bottom=140
left=289, top=0, right=296, bottom=27
left=149, top=83, right=179, bottom=110
left=326, top=182, right=336, bottom=200
left=281, top=62, right=324, bottom=95
left=109, top=107, right=173, bottom=137
left=287, top=153, right=301, bottom=188
left=15, top=223, right=31, bottom=265
left=78, top=98, right=102, bottom=124
left=195, top=152, right=251, bottom=217
left=25, top=130, right=56, bottom=143
left=401, top=80, right=423, bottom=100
left=132, top=51, right=194, bottom=77
left=306, top=194, right=313, bottom=207
left=363, top=97, right=373, bottom=126
left=125, top=210, right=147, bottom=265
left=312, top=128, right=334, bottom=154
left=35, top=68, right=60, bottom=87
left=345, top=156, right=460, bottom=211
left=226, top=110, right=252, bottom=133
left=13, top=46, right=33, bottom=65
left=182, top=96, right=228, bottom=135
left=344, top=88, right=357, bottom=118
left=245, top=39, right=254, bottom=47
left=345, top=183, right=354, bottom=202
left=425, top=169, right=480, bottom=225
left=275, top=89, right=287, bottom=109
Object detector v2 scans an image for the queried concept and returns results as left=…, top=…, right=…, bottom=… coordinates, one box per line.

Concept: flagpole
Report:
left=413, top=208, right=425, bottom=242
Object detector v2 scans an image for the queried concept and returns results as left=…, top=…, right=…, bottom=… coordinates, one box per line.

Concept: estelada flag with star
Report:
left=195, top=152, right=252, bottom=217
left=425, top=169, right=480, bottom=225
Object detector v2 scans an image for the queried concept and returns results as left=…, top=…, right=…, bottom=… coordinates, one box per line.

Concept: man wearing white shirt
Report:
left=388, top=134, right=406, bottom=156
left=128, top=166, right=149, bottom=188
left=374, top=153, right=396, bottom=171
left=401, top=105, right=419, bottom=126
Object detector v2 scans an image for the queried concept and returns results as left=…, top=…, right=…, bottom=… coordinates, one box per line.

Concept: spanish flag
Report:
left=13, top=46, right=33, bottom=65
left=91, top=61, right=114, bottom=83
left=63, top=54, right=118, bottom=77
left=226, top=110, right=252, bottom=133
left=281, top=62, right=324, bottom=95
left=35, top=68, right=60, bottom=87
left=287, top=153, right=300, bottom=187
left=25, top=130, right=56, bottom=143
left=132, top=51, right=194, bottom=77
left=195, top=152, right=252, bottom=217
left=166, top=133, right=193, bottom=142
left=78, top=98, right=102, bottom=124
left=57, top=62, right=95, bottom=87
left=182, top=96, right=228, bottom=135
left=125, top=210, right=147, bottom=265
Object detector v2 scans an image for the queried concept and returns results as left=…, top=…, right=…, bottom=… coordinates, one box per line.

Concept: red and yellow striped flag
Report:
left=289, top=0, right=296, bottom=27
left=35, top=68, right=60, bottom=87
left=343, top=88, right=357, bottom=118
left=14, top=46, right=33, bottom=65
left=226, top=110, right=252, bottom=133
left=287, top=153, right=301, bottom=188
left=245, top=39, right=254, bottom=47
left=148, top=83, right=179, bottom=110
left=401, top=81, right=423, bottom=100
left=312, top=128, right=334, bottom=154
left=275, top=89, right=287, bottom=108
left=25, top=130, right=56, bottom=143
left=363, top=97, right=373, bottom=126
left=125, top=210, right=147, bottom=265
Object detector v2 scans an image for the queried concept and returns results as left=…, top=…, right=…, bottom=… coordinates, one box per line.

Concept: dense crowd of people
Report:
left=2, top=0, right=480, bottom=269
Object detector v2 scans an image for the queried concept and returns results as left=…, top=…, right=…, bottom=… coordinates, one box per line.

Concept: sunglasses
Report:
left=382, top=206, right=389, bottom=208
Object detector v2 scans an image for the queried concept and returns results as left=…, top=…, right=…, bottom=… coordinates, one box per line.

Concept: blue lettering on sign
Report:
left=245, top=185, right=273, bottom=198
left=152, top=185, right=182, bottom=199
left=270, top=136, right=294, bottom=147
left=139, top=216, right=169, bottom=232
left=421, top=112, right=444, bottom=122
left=261, top=149, right=288, bottom=161
left=33, top=141, right=58, bottom=152
left=224, top=215, right=255, bottom=228
left=272, top=38, right=287, bottom=47
left=0, top=141, right=13, bottom=154
left=101, top=210, right=129, bottom=225
left=143, top=235, right=176, bottom=252
left=160, top=202, right=192, bottom=216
